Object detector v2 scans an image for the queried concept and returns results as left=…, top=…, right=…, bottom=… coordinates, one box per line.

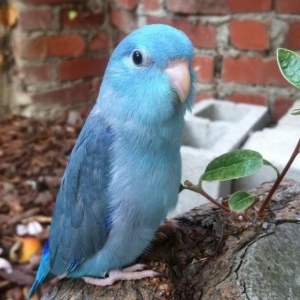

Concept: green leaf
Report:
left=277, top=48, right=300, bottom=89
left=263, top=159, right=280, bottom=178
left=201, top=149, right=263, bottom=182
left=228, top=191, right=256, bottom=211
left=68, top=10, right=78, bottom=20
left=291, top=109, right=300, bottom=115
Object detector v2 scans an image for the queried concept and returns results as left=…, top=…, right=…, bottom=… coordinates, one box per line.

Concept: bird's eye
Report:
left=132, top=51, right=143, bottom=66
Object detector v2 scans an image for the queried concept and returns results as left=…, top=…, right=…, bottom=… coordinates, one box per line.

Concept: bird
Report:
left=27, top=23, right=196, bottom=299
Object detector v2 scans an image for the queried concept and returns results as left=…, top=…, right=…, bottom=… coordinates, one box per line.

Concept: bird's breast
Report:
left=107, top=130, right=182, bottom=229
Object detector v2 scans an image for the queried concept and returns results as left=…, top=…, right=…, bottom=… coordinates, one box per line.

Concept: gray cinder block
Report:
left=278, top=100, right=300, bottom=128
left=234, top=100, right=300, bottom=193
left=168, top=99, right=269, bottom=218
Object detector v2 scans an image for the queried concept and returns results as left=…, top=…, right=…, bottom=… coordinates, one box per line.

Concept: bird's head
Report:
left=98, top=24, right=196, bottom=125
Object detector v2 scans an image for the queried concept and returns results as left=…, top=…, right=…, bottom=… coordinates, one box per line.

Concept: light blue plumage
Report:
left=28, top=24, right=196, bottom=299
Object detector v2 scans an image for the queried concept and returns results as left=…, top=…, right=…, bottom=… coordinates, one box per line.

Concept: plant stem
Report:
left=183, top=180, right=231, bottom=212
left=257, top=138, right=300, bottom=218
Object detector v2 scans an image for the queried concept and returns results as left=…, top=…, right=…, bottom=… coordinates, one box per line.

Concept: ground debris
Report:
left=0, top=109, right=90, bottom=299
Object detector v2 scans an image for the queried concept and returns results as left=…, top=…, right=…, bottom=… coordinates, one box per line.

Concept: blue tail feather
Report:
left=27, top=240, right=55, bottom=299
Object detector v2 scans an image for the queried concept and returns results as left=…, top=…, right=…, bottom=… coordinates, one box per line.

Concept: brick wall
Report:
left=110, top=0, right=300, bottom=122
left=10, top=0, right=112, bottom=118
left=0, top=3, right=16, bottom=117
left=9, top=0, right=300, bottom=121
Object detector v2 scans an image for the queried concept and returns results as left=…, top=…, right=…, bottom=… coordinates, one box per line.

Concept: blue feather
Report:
left=27, top=240, right=55, bottom=299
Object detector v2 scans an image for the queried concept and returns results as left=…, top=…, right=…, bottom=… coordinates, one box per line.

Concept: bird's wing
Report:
left=49, top=113, right=113, bottom=275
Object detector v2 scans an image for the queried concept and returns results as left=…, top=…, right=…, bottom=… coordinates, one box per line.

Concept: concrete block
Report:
left=234, top=100, right=300, bottom=193
left=178, top=146, right=232, bottom=218
left=168, top=99, right=269, bottom=218
left=234, top=127, right=300, bottom=193
left=278, top=100, right=300, bottom=128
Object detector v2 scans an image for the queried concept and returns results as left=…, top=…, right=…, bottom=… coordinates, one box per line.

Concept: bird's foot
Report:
left=82, top=264, right=162, bottom=286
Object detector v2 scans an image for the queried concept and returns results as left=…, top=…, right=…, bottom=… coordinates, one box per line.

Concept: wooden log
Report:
left=41, top=180, right=300, bottom=300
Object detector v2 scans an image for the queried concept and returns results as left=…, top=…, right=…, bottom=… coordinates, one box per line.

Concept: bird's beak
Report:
left=164, top=59, right=191, bottom=103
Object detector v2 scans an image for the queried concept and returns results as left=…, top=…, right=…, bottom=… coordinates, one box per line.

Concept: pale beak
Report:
left=164, top=59, right=191, bottom=103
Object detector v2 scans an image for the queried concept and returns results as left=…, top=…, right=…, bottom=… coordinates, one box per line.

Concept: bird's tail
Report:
left=27, top=240, right=55, bottom=299
left=27, top=278, right=43, bottom=300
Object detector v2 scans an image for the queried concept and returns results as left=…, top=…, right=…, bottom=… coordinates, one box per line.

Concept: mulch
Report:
left=0, top=108, right=91, bottom=299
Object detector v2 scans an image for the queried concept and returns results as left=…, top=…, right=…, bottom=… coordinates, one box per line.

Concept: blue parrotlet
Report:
left=28, top=24, right=196, bottom=299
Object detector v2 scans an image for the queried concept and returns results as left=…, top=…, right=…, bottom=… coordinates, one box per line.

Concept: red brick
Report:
left=228, top=0, right=272, bottom=13
left=222, top=56, right=290, bottom=86
left=59, top=57, right=109, bottom=81
left=61, top=8, right=104, bottom=28
left=110, top=7, right=137, bottom=33
left=193, top=55, right=214, bottom=83
left=184, top=22, right=216, bottom=49
left=143, top=0, right=161, bottom=10
left=19, top=8, right=52, bottom=31
left=230, top=20, right=269, bottom=50
left=147, top=16, right=216, bottom=49
left=166, top=0, right=201, bottom=14
left=14, top=34, right=85, bottom=60
left=91, top=79, right=102, bottom=98
left=31, top=84, right=91, bottom=105
left=284, top=22, right=300, bottom=50
left=166, top=0, right=229, bottom=14
left=116, top=31, right=128, bottom=43
left=272, top=97, right=294, bottom=122
left=275, top=0, right=300, bottom=14
left=77, top=105, right=93, bottom=119
left=110, top=0, right=140, bottom=10
left=17, top=64, right=53, bottom=84
left=227, top=93, right=268, bottom=106
left=21, top=0, right=80, bottom=4
left=147, top=16, right=170, bottom=26
left=195, top=91, right=216, bottom=103
left=90, top=31, right=113, bottom=51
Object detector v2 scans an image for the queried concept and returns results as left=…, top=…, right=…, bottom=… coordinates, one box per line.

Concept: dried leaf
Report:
left=10, top=237, right=42, bottom=264
left=0, top=258, right=12, bottom=274
left=0, top=50, right=4, bottom=68
left=0, top=269, right=34, bottom=285
left=0, top=110, right=90, bottom=295
left=0, top=6, right=18, bottom=28
left=0, top=279, right=10, bottom=290
left=21, top=216, right=52, bottom=224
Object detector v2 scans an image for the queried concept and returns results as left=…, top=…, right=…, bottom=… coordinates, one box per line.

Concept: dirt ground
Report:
left=0, top=108, right=91, bottom=299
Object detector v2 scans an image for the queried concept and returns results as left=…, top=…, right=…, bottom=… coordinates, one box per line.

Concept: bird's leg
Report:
left=82, top=264, right=162, bottom=286
left=122, top=263, right=148, bottom=272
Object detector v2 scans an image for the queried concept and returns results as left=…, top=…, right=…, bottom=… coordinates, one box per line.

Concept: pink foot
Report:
left=121, top=263, right=148, bottom=272
left=82, top=264, right=162, bottom=286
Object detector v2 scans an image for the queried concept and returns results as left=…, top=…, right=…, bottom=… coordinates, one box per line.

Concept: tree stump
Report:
left=41, top=180, right=300, bottom=300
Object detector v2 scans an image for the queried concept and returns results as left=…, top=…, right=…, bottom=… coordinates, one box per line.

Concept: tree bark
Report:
left=41, top=180, right=300, bottom=300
